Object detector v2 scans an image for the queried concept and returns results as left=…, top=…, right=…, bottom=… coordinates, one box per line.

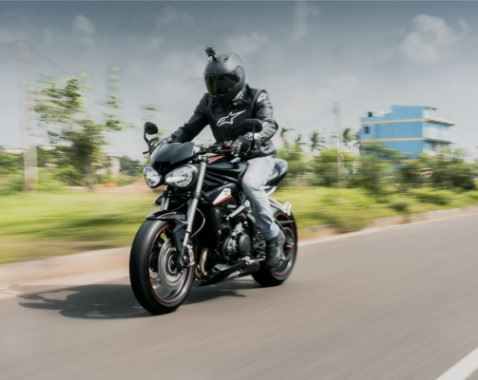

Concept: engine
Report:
left=222, top=221, right=252, bottom=260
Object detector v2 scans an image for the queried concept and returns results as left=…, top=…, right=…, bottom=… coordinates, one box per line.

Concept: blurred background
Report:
left=1, top=1, right=478, bottom=263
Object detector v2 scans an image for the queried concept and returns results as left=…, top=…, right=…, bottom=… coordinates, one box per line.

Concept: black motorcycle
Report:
left=129, top=121, right=297, bottom=314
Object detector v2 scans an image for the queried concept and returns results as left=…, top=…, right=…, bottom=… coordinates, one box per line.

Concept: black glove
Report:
left=231, top=134, right=253, bottom=156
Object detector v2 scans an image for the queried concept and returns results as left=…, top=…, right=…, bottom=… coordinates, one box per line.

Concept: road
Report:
left=1, top=213, right=478, bottom=380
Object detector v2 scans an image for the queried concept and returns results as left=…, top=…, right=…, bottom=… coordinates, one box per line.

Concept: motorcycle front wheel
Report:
left=129, top=220, right=194, bottom=315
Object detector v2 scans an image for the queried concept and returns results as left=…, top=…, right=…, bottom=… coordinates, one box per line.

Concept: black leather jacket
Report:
left=171, top=85, right=278, bottom=157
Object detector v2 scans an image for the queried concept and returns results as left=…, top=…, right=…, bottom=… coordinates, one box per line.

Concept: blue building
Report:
left=360, top=105, right=453, bottom=158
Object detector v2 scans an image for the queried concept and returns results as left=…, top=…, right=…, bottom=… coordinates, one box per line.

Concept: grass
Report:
left=0, top=192, right=154, bottom=264
left=275, top=186, right=478, bottom=232
left=1, top=186, right=478, bottom=263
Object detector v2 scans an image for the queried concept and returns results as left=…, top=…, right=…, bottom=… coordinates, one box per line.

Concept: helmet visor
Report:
left=205, top=74, right=240, bottom=96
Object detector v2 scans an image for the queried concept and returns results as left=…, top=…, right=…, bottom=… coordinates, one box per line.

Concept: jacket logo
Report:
left=217, top=110, right=246, bottom=127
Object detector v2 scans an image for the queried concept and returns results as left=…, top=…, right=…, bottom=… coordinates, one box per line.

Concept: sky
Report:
left=1, top=1, right=478, bottom=159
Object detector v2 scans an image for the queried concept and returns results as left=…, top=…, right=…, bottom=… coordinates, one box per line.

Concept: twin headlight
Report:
left=143, top=164, right=197, bottom=189
left=143, top=165, right=162, bottom=188
left=165, top=165, right=197, bottom=188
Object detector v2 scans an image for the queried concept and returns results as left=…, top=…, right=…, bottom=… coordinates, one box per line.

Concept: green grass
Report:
left=1, top=186, right=478, bottom=264
left=0, top=192, right=154, bottom=264
left=275, top=186, right=478, bottom=232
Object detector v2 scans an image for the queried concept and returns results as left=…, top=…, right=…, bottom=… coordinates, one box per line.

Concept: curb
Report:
left=0, top=247, right=129, bottom=291
left=1, top=205, right=478, bottom=292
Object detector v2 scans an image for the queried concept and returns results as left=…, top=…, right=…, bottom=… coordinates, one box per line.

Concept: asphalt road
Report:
left=2, top=214, right=478, bottom=380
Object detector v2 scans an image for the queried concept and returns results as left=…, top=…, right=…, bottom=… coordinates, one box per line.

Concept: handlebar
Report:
left=196, top=141, right=234, bottom=156
left=144, top=139, right=241, bottom=160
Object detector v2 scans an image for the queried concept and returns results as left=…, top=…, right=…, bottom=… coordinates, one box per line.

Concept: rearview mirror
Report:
left=144, top=121, right=159, bottom=135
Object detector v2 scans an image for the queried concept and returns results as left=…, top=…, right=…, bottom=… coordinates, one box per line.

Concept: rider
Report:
left=168, top=47, right=284, bottom=269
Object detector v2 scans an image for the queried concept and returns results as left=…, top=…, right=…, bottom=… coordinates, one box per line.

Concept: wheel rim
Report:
left=148, top=226, right=192, bottom=304
left=271, top=226, right=296, bottom=276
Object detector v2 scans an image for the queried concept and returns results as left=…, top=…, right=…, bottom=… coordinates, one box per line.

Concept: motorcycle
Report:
left=129, top=121, right=298, bottom=314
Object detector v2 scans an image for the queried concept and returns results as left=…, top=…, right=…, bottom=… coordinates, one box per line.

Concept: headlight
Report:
left=165, top=165, right=197, bottom=188
left=143, top=165, right=161, bottom=188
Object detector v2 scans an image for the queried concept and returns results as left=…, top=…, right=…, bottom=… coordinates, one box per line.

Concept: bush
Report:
left=350, top=154, right=388, bottom=195
left=0, top=151, right=23, bottom=174
left=446, top=162, right=476, bottom=190
left=398, top=160, right=426, bottom=188
left=410, top=188, right=451, bottom=205
left=389, top=197, right=411, bottom=213
left=277, top=143, right=307, bottom=182
left=422, top=154, right=477, bottom=190
left=52, top=165, right=83, bottom=186
left=0, top=173, right=24, bottom=195
left=310, top=149, right=357, bottom=187
left=37, top=168, right=66, bottom=192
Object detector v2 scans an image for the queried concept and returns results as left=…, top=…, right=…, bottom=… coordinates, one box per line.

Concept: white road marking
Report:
left=436, top=347, right=478, bottom=380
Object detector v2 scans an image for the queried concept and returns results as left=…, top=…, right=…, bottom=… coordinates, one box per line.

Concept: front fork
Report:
left=161, top=159, right=207, bottom=268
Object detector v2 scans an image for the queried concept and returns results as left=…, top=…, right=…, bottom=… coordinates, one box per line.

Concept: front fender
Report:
left=146, top=209, right=185, bottom=221
left=146, top=210, right=187, bottom=254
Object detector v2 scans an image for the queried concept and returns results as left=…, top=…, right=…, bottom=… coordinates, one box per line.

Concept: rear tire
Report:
left=129, top=220, right=194, bottom=315
left=252, top=212, right=298, bottom=287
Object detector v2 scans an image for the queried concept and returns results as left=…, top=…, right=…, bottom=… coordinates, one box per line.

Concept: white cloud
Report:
left=291, top=1, right=319, bottom=42
left=73, top=14, right=95, bottom=35
left=397, top=14, right=467, bottom=64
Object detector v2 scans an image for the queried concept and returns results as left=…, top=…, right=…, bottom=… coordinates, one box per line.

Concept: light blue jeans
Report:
left=241, top=156, right=280, bottom=241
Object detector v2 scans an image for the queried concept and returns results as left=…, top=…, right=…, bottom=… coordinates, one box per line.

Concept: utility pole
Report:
left=333, top=101, right=342, bottom=181
left=17, top=40, right=37, bottom=190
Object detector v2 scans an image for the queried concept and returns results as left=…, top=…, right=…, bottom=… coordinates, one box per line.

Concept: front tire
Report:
left=129, top=220, right=194, bottom=315
left=252, top=212, right=298, bottom=287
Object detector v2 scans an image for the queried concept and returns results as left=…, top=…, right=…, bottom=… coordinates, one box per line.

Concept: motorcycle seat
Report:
left=266, top=158, right=288, bottom=186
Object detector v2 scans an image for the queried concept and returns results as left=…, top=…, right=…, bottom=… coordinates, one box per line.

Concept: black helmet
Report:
left=204, top=47, right=245, bottom=103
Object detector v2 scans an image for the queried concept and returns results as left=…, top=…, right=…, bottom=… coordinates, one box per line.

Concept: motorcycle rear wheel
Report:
left=252, top=212, right=298, bottom=287
left=129, top=220, right=194, bottom=315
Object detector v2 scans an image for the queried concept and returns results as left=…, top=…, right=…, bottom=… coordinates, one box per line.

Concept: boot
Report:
left=265, top=230, right=285, bottom=269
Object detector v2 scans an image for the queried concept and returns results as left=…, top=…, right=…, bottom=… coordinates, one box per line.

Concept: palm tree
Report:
left=280, top=127, right=293, bottom=146
left=342, top=128, right=361, bottom=148
left=309, top=131, right=325, bottom=152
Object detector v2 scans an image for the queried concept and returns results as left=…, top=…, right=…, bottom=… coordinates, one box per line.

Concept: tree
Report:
left=342, top=128, right=359, bottom=148
left=277, top=140, right=307, bottom=180
left=34, top=76, right=123, bottom=188
left=103, top=66, right=123, bottom=131
left=279, top=127, right=293, bottom=146
left=119, top=156, right=142, bottom=177
left=309, top=131, right=326, bottom=153
left=421, top=151, right=476, bottom=190
left=311, top=148, right=357, bottom=186
left=294, top=134, right=307, bottom=147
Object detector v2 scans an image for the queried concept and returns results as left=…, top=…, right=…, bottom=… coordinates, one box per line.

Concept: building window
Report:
left=364, top=126, right=370, bottom=134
